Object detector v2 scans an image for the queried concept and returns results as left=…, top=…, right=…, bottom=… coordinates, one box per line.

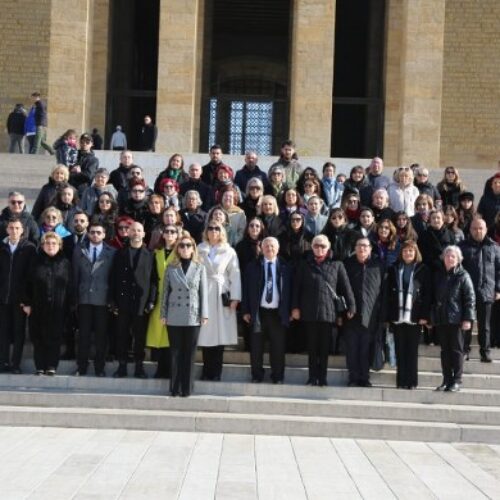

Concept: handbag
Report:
left=318, top=267, right=348, bottom=314
left=221, top=291, right=231, bottom=307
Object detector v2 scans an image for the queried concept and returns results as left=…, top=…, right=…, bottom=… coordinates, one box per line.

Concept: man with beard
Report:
left=201, top=144, right=231, bottom=186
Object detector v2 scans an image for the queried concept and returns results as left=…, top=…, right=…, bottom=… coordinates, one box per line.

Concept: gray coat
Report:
left=160, top=261, right=208, bottom=326
left=73, top=243, right=116, bottom=306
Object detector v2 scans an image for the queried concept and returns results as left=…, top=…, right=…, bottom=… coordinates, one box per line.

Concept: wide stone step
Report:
left=4, top=373, right=500, bottom=407
left=0, top=403, right=499, bottom=443
left=2, top=389, right=500, bottom=427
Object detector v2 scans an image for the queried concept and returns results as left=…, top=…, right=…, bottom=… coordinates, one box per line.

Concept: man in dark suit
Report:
left=73, top=221, right=116, bottom=376
left=110, top=222, right=158, bottom=378
left=242, top=237, right=292, bottom=384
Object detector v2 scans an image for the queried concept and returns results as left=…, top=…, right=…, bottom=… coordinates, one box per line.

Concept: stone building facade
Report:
left=0, top=0, right=499, bottom=169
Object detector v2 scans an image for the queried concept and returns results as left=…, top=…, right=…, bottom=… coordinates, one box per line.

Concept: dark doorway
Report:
left=200, top=0, right=291, bottom=155
left=332, top=0, right=386, bottom=158
left=106, top=0, right=159, bottom=150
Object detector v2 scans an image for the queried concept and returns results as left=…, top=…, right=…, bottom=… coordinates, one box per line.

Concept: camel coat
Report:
left=197, top=242, right=241, bottom=346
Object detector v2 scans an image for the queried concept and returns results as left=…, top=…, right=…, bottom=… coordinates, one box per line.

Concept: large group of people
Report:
left=1, top=136, right=500, bottom=397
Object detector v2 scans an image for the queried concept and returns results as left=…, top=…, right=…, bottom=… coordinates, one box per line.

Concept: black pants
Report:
left=0, top=304, right=27, bottom=369
left=286, top=319, right=307, bottom=354
left=464, top=301, right=491, bottom=357
left=344, top=318, right=371, bottom=384
left=201, top=345, right=224, bottom=379
left=30, top=312, right=64, bottom=371
left=250, top=308, right=286, bottom=382
left=437, top=324, right=464, bottom=385
left=115, top=311, right=147, bottom=365
left=393, top=323, right=420, bottom=388
left=168, top=326, right=200, bottom=395
left=305, top=321, right=333, bottom=385
left=152, top=347, right=171, bottom=378
left=78, top=305, right=108, bottom=373
left=492, top=301, right=500, bottom=347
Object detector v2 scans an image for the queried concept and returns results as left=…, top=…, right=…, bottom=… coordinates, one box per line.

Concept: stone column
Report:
left=384, top=0, right=446, bottom=168
left=156, top=0, right=204, bottom=153
left=289, top=0, right=336, bottom=157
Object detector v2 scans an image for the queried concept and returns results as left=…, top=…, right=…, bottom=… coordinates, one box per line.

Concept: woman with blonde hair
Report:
left=437, top=166, right=465, bottom=209
left=197, top=221, right=241, bottom=380
left=160, top=231, right=208, bottom=397
left=31, top=165, right=70, bottom=222
left=258, top=195, right=285, bottom=238
left=387, top=167, right=420, bottom=216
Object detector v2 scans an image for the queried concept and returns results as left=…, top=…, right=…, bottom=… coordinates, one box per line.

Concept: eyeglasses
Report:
left=117, top=226, right=130, bottom=230
left=163, top=229, right=177, bottom=234
left=132, top=189, right=145, bottom=194
left=207, top=226, right=221, bottom=232
left=290, top=218, right=302, bottom=222
left=445, top=170, right=455, bottom=174
left=10, top=200, right=23, bottom=205
left=45, top=215, right=58, bottom=220
left=89, top=230, right=103, bottom=235
left=417, top=173, right=428, bottom=177
left=178, top=242, right=193, bottom=249
left=313, top=244, right=327, bottom=249
left=249, top=186, right=261, bottom=190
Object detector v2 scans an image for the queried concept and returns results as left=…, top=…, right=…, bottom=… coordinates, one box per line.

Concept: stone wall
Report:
left=440, top=0, right=500, bottom=169
left=0, top=0, right=51, bottom=151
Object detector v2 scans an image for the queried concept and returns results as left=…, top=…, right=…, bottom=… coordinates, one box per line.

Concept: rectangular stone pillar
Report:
left=289, top=0, right=336, bottom=157
left=156, top=0, right=204, bottom=153
left=385, top=0, right=446, bottom=169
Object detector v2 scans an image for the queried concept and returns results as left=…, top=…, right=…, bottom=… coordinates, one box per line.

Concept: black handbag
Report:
left=221, top=291, right=231, bottom=307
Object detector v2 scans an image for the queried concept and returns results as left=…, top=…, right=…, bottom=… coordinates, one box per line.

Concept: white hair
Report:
left=442, top=245, right=463, bottom=263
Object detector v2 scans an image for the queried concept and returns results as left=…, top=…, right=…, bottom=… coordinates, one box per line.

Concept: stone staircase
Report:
left=0, top=341, right=499, bottom=443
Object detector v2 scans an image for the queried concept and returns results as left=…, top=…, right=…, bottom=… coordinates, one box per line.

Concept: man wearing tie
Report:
left=242, top=237, right=292, bottom=384
left=72, top=221, right=116, bottom=376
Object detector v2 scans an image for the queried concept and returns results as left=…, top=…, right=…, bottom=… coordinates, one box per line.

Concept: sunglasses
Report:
left=163, top=229, right=177, bottom=234
left=207, top=226, right=221, bottom=232
left=249, top=186, right=261, bottom=190
left=178, top=242, right=193, bottom=249
left=10, top=200, right=23, bottom=205
left=445, top=170, right=455, bottom=174
left=45, top=215, right=58, bottom=220
left=132, top=189, right=145, bottom=194
left=290, top=218, right=302, bottom=222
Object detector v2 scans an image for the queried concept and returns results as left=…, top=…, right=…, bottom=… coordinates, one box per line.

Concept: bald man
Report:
left=110, top=222, right=158, bottom=378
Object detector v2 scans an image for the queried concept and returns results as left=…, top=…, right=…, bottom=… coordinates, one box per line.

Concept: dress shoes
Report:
left=358, top=380, right=372, bottom=387
left=445, top=382, right=461, bottom=392
left=134, top=369, right=148, bottom=379
left=435, top=382, right=447, bottom=391
left=305, top=379, right=317, bottom=386
left=113, top=365, right=127, bottom=378
left=481, top=354, right=492, bottom=363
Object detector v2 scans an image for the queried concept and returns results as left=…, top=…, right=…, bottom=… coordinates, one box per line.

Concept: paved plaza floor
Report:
left=1, top=427, right=500, bottom=499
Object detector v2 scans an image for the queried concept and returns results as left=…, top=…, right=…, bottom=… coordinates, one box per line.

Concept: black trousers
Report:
left=492, top=301, right=500, bottom=347
left=464, top=301, right=491, bottom=357
left=115, top=311, right=147, bottom=365
left=393, top=323, right=420, bottom=388
left=77, top=305, right=108, bottom=373
left=30, top=312, right=64, bottom=371
left=201, top=345, right=224, bottom=379
left=286, top=319, right=307, bottom=354
left=344, top=318, right=371, bottom=384
left=250, top=308, right=286, bottom=382
left=305, top=321, right=333, bottom=385
left=168, top=326, right=200, bottom=395
left=0, top=304, right=27, bottom=369
left=152, top=347, right=171, bottom=378
left=437, top=324, right=464, bottom=385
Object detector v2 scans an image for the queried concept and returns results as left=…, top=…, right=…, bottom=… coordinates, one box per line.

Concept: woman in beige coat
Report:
left=197, top=222, right=241, bottom=380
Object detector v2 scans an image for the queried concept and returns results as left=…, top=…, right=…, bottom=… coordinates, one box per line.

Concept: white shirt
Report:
left=8, top=241, right=18, bottom=254
left=260, top=258, right=280, bottom=309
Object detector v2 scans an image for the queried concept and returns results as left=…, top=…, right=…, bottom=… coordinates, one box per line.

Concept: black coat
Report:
left=202, top=161, right=230, bottom=186
left=344, top=255, right=385, bottom=330
left=180, top=209, right=207, bottom=243
left=241, top=257, right=292, bottom=331
left=240, top=197, right=260, bottom=220
left=23, top=251, right=72, bottom=314
left=410, top=213, right=429, bottom=240
left=278, top=229, right=311, bottom=266
left=418, top=226, right=455, bottom=271
left=109, top=164, right=138, bottom=192
left=321, top=225, right=359, bottom=261
left=437, top=182, right=462, bottom=208
left=0, top=207, right=39, bottom=245
left=110, top=246, right=158, bottom=315
left=262, top=215, right=285, bottom=238
left=31, top=178, right=59, bottom=222
left=415, top=181, right=441, bottom=204
left=431, top=264, right=476, bottom=325
left=293, top=254, right=355, bottom=323
left=120, top=199, right=149, bottom=225
left=236, top=237, right=262, bottom=277
left=70, top=150, right=99, bottom=192
left=459, top=237, right=500, bottom=303
left=0, top=238, right=36, bottom=304
left=477, top=192, right=500, bottom=229
left=7, top=108, right=26, bottom=135
left=385, top=262, right=432, bottom=323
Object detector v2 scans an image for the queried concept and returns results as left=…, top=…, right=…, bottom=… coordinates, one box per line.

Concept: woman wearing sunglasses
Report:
left=197, top=222, right=241, bottom=381
left=146, top=224, right=179, bottom=379
left=161, top=232, right=208, bottom=397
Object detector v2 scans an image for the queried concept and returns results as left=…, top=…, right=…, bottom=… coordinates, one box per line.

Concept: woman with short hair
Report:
left=432, top=245, right=476, bottom=392
left=180, top=190, right=206, bottom=244
left=32, top=165, right=70, bottom=222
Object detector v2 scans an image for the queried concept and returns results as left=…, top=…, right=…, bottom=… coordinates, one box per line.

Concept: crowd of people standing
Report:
left=1, top=135, right=500, bottom=396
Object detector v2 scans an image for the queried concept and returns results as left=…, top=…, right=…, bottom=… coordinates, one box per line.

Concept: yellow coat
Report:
left=146, top=248, right=175, bottom=348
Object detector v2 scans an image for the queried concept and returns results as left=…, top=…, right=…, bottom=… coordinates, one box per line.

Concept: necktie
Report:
left=92, top=247, right=97, bottom=264
left=265, top=262, right=273, bottom=303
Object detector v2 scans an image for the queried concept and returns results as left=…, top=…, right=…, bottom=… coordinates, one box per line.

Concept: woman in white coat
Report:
left=387, top=167, right=420, bottom=216
left=197, top=221, right=241, bottom=380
